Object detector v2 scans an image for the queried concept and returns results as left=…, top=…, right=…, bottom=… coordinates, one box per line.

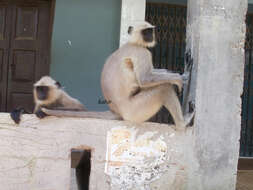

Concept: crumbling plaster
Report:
left=0, top=113, right=195, bottom=190
left=185, top=0, right=247, bottom=189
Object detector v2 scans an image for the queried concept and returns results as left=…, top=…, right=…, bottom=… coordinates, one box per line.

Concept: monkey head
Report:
left=33, top=76, right=62, bottom=105
left=128, top=21, right=156, bottom=48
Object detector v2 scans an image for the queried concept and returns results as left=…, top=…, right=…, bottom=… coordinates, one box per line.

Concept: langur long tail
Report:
left=41, top=108, right=121, bottom=120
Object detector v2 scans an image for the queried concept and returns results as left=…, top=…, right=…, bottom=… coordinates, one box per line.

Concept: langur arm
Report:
left=33, top=104, right=39, bottom=113
left=153, top=69, right=189, bottom=81
left=138, top=71, right=183, bottom=91
left=33, top=104, right=47, bottom=118
left=132, top=55, right=183, bottom=90
left=41, top=108, right=121, bottom=120
left=57, top=103, right=86, bottom=111
left=45, top=107, right=85, bottom=111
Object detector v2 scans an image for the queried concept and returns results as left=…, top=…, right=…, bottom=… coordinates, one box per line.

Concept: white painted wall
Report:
left=119, top=0, right=146, bottom=46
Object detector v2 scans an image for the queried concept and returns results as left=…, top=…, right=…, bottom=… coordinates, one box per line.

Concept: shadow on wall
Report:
left=71, top=149, right=91, bottom=190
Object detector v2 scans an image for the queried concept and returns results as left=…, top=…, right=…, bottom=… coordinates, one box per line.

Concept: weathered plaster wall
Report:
left=186, top=0, right=247, bottom=189
left=0, top=113, right=194, bottom=190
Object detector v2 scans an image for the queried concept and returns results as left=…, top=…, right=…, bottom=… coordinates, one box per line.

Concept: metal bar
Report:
left=159, top=4, right=163, bottom=68
left=171, top=7, right=176, bottom=71
left=248, top=50, right=253, bottom=156
left=245, top=15, right=253, bottom=156
left=145, top=2, right=187, bottom=124
left=165, top=5, right=169, bottom=69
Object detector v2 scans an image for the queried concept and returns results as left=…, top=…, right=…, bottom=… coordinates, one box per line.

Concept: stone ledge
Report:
left=0, top=113, right=194, bottom=190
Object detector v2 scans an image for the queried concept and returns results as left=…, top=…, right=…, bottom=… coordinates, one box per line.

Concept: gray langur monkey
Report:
left=10, top=76, right=87, bottom=123
left=33, top=76, right=86, bottom=118
left=42, top=21, right=193, bottom=130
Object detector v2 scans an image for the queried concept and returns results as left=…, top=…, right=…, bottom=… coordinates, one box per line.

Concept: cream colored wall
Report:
left=0, top=113, right=193, bottom=190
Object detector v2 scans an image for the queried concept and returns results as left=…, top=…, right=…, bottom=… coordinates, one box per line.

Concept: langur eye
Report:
left=55, top=81, right=62, bottom=88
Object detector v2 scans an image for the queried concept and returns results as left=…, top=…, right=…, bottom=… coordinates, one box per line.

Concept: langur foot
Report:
left=174, top=124, right=187, bottom=132
left=173, top=111, right=195, bottom=131
left=35, top=109, right=48, bottom=119
left=184, top=111, right=195, bottom=127
left=10, top=108, right=25, bottom=124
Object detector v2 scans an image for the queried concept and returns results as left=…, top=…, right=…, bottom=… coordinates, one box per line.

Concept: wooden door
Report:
left=0, top=0, right=54, bottom=112
left=0, top=1, right=11, bottom=111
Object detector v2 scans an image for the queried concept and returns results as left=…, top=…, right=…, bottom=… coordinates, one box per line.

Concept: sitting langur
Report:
left=10, top=76, right=86, bottom=123
left=42, top=21, right=192, bottom=130
left=33, top=76, right=86, bottom=118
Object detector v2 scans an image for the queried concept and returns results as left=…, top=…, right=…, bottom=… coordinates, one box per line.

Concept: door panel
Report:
left=0, top=2, right=11, bottom=112
left=6, top=0, right=52, bottom=112
left=15, top=6, right=38, bottom=41
left=9, top=93, right=34, bottom=113
left=12, top=50, right=36, bottom=81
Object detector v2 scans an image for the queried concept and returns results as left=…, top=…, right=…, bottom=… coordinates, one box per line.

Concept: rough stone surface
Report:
left=186, top=0, right=247, bottom=190
left=0, top=113, right=194, bottom=190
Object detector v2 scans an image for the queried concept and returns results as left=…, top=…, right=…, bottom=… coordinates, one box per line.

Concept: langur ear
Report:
left=128, top=26, right=133, bottom=34
left=55, top=81, right=62, bottom=88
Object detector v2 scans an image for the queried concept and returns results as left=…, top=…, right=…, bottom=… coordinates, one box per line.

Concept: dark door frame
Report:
left=48, top=0, right=56, bottom=66
left=0, top=0, right=56, bottom=112
left=238, top=158, right=253, bottom=170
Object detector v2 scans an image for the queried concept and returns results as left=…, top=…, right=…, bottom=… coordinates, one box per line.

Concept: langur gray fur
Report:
left=34, top=76, right=86, bottom=118
left=42, top=21, right=193, bottom=130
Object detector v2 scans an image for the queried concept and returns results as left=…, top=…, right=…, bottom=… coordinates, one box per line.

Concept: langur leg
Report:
left=119, top=87, right=164, bottom=123
left=163, top=85, right=185, bottom=130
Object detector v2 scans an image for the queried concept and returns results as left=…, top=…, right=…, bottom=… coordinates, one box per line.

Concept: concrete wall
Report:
left=50, top=0, right=121, bottom=111
left=0, top=113, right=194, bottom=190
left=185, top=0, right=247, bottom=189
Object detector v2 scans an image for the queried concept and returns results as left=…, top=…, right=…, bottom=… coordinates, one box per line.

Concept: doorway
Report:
left=0, top=0, right=54, bottom=112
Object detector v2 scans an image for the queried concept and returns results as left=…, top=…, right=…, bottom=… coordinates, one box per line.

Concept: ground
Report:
left=237, top=170, right=253, bottom=190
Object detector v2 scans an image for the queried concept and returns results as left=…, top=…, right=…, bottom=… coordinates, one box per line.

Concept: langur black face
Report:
left=36, top=86, right=49, bottom=100
left=141, top=28, right=154, bottom=43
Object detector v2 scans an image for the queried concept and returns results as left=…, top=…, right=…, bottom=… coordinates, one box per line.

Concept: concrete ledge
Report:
left=0, top=113, right=194, bottom=190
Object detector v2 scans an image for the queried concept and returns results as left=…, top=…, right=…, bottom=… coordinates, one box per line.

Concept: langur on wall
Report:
left=33, top=76, right=86, bottom=118
left=10, top=76, right=86, bottom=123
left=42, top=21, right=193, bottom=130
